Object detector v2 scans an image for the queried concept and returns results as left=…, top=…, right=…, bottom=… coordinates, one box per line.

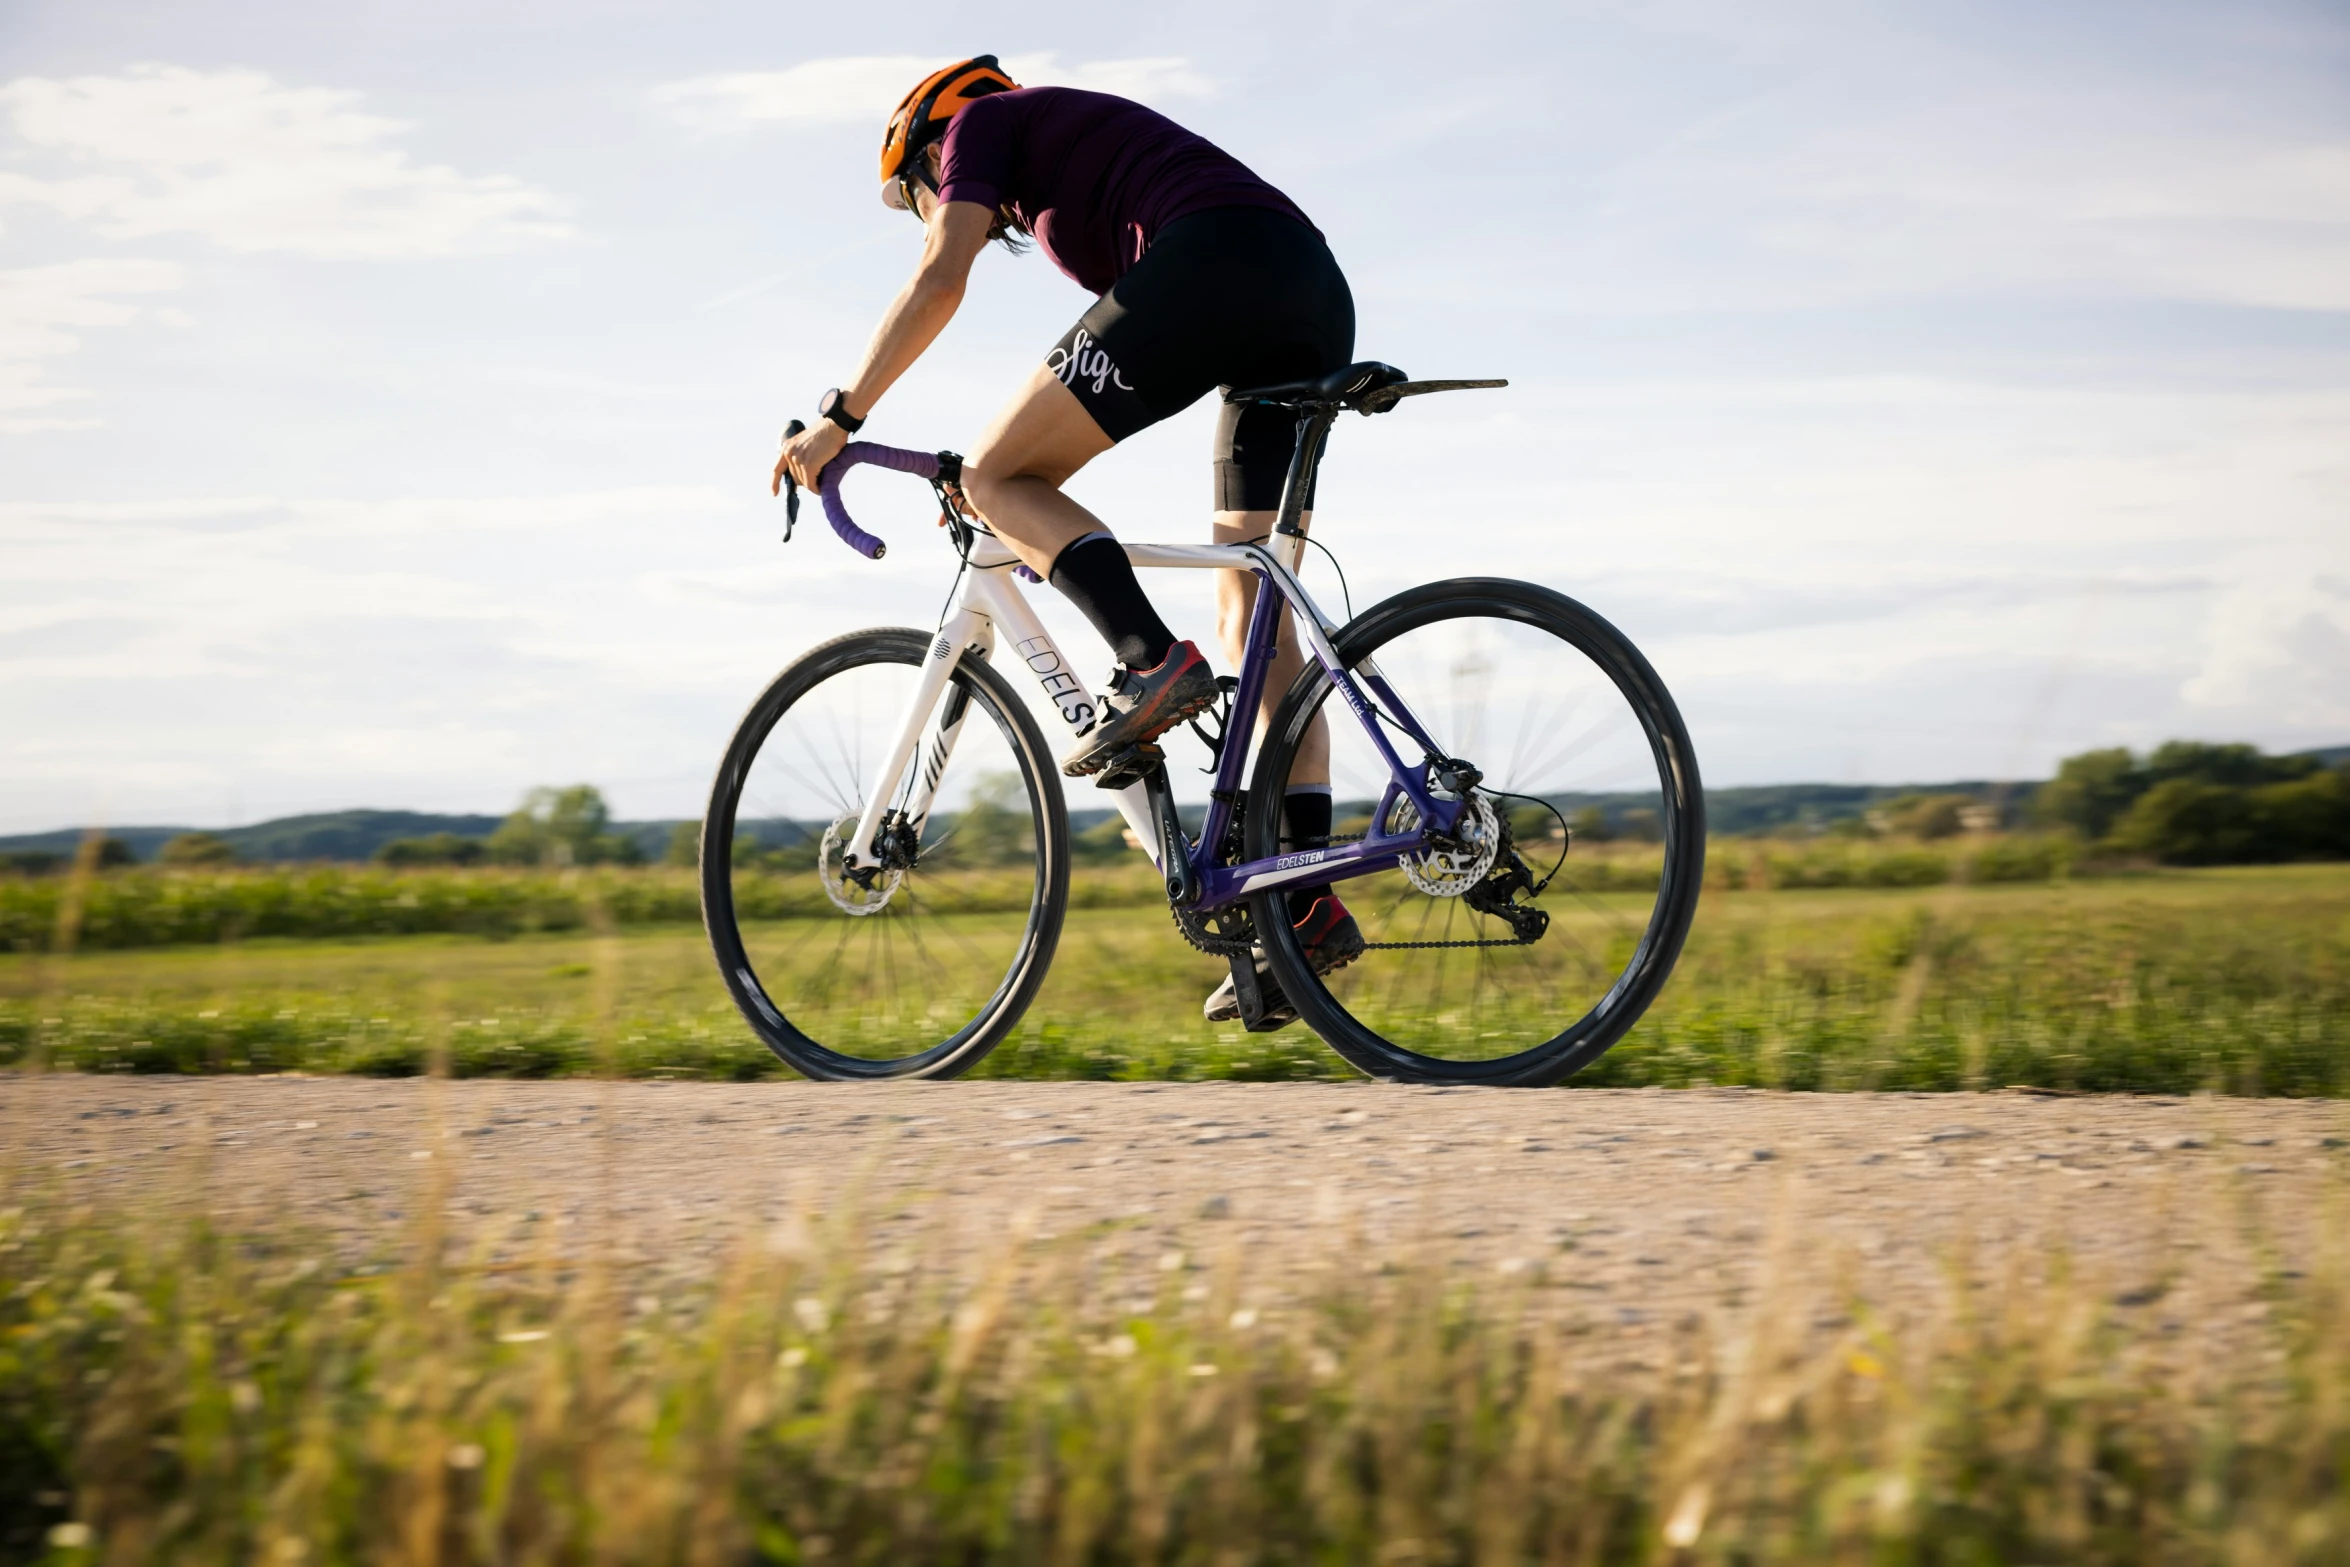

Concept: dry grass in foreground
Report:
left=3, top=1155, right=2346, bottom=1566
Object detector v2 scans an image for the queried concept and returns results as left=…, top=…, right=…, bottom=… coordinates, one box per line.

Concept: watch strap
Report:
left=819, top=388, right=865, bottom=433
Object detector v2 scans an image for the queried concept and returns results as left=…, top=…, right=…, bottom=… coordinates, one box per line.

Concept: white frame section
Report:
left=842, top=528, right=1340, bottom=873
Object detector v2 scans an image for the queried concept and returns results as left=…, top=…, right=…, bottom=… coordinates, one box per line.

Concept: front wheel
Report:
left=1247, top=578, right=1703, bottom=1086
left=702, top=628, right=1069, bottom=1079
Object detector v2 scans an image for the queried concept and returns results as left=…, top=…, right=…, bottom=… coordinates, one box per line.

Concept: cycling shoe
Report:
left=1204, top=895, right=1366, bottom=1025
left=1060, top=641, right=1219, bottom=779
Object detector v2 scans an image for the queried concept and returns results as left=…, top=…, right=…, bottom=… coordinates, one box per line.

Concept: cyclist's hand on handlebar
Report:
left=774, top=419, right=847, bottom=497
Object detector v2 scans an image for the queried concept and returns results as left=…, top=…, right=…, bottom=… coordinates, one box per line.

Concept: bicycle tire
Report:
left=1245, top=578, right=1703, bottom=1086
left=701, top=627, right=1069, bottom=1080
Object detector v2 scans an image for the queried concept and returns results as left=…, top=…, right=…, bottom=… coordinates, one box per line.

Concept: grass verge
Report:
left=2, top=1172, right=2345, bottom=1564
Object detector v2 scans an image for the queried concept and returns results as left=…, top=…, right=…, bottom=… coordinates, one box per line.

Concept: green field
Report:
left=5, top=863, right=2345, bottom=1093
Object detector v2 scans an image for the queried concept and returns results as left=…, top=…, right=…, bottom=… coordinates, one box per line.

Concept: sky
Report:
left=2, top=0, right=2346, bottom=832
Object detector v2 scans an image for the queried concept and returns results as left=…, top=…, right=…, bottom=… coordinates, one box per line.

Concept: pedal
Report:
left=1092, top=742, right=1165, bottom=792
left=1226, top=952, right=1297, bottom=1033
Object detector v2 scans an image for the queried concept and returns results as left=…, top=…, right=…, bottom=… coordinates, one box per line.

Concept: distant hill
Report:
left=0, top=810, right=502, bottom=866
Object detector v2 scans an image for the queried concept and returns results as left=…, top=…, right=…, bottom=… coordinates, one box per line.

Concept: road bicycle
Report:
left=701, top=361, right=1704, bottom=1086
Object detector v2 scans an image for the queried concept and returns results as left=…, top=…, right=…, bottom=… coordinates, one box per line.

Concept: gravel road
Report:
left=8, top=1075, right=2345, bottom=1341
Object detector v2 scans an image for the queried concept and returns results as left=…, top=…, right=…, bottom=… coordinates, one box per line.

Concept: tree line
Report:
left=2033, top=742, right=2350, bottom=864
left=6, top=742, right=2344, bottom=877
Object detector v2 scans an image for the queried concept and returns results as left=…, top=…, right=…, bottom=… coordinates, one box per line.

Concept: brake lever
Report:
left=778, top=418, right=805, bottom=543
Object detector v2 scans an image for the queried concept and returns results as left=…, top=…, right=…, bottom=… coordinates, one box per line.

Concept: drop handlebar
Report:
left=812, top=442, right=941, bottom=561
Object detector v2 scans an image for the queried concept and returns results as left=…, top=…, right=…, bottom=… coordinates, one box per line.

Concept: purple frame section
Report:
left=1187, top=551, right=1460, bottom=912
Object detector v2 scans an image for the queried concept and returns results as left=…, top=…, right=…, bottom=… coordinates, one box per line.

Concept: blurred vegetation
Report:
left=0, top=831, right=2106, bottom=953
left=157, top=832, right=237, bottom=868
left=7, top=868, right=2346, bottom=1095
left=2034, top=742, right=2350, bottom=865
left=375, top=832, right=487, bottom=868
left=3, top=1159, right=2347, bottom=1562
left=481, top=784, right=644, bottom=867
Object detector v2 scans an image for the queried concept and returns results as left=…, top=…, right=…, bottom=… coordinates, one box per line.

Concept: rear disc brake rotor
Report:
left=1397, top=793, right=1501, bottom=897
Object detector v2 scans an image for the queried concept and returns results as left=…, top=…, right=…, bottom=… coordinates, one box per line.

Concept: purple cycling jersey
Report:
left=935, top=86, right=1314, bottom=296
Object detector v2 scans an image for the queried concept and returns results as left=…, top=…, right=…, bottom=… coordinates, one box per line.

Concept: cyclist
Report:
left=772, top=56, right=1364, bottom=1019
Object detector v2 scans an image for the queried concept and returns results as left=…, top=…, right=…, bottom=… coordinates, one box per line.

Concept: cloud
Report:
left=2183, top=573, right=2350, bottom=731
left=0, top=64, right=571, bottom=258
left=0, top=258, right=181, bottom=432
left=1422, top=28, right=2350, bottom=318
left=0, top=486, right=728, bottom=543
left=654, top=54, right=1213, bottom=132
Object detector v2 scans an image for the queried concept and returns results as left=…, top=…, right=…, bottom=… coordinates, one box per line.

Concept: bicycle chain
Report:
left=1167, top=829, right=1548, bottom=954
left=1169, top=900, right=1256, bottom=959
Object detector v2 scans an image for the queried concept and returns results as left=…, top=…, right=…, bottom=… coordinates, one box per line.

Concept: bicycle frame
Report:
left=843, top=522, right=1466, bottom=913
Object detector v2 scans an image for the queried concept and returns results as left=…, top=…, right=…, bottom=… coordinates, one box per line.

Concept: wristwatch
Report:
left=817, top=388, right=865, bottom=434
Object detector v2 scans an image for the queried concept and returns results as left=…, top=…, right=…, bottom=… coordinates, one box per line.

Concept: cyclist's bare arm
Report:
left=774, top=201, right=994, bottom=495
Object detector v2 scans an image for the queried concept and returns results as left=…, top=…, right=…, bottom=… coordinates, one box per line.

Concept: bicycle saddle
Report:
left=1224, top=360, right=1507, bottom=414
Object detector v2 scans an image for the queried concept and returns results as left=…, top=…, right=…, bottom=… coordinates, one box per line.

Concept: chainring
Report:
left=1171, top=899, right=1256, bottom=959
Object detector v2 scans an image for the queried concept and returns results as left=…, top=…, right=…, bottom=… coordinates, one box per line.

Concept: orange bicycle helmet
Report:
left=879, top=55, right=1020, bottom=212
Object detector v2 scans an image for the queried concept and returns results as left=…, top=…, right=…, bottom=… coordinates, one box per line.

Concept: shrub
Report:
left=2248, top=768, right=2350, bottom=858
left=1567, top=805, right=1614, bottom=843
left=373, top=832, right=486, bottom=867
left=2107, top=768, right=2350, bottom=865
left=157, top=832, right=238, bottom=867
left=1869, top=793, right=1969, bottom=840
left=2107, top=779, right=2257, bottom=865
left=486, top=785, right=644, bottom=867
left=2033, top=747, right=2143, bottom=838
left=1072, top=815, right=1138, bottom=862
left=1962, top=834, right=2073, bottom=883
left=2038, top=741, right=2347, bottom=865
left=1762, top=843, right=1954, bottom=890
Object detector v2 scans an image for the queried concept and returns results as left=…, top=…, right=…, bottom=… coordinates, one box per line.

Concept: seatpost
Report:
left=1271, top=405, right=1338, bottom=545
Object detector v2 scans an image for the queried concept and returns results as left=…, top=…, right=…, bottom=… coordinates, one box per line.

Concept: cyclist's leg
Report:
left=960, top=368, right=1112, bottom=578
left=1211, top=509, right=1329, bottom=787
left=965, top=367, right=1194, bottom=677
left=1202, top=506, right=1361, bottom=1024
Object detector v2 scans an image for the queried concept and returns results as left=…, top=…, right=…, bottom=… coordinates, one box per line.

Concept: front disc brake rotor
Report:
left=818, top=812, right=906, bottom=916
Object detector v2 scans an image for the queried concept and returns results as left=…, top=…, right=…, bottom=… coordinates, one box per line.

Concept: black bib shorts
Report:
left=1046, top=206, right=1355, bottom=513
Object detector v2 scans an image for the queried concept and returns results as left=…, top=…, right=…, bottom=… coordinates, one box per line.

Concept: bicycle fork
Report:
left=840, top=546, right=1163, bottom=877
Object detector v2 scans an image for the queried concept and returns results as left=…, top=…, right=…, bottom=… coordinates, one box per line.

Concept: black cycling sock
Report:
left=1047, top=534, right=1177, bottom=671
left=1282, top=787, right=1334, bottom=922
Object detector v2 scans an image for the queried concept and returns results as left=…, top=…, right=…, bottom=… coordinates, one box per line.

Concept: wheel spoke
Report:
left=1253, top=587, right=1700, bottom=1081
left=706, top=634, right=1065, bottom=1077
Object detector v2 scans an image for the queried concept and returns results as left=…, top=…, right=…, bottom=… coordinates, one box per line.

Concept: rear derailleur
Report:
left=1462, top=843, right=1551, bottom=944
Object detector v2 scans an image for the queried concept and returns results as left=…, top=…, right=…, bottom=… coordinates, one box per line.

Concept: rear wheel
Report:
left=701, top=628, right=1069, bottom=1079
left=1246, top=579, right=1702, bottom=1086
